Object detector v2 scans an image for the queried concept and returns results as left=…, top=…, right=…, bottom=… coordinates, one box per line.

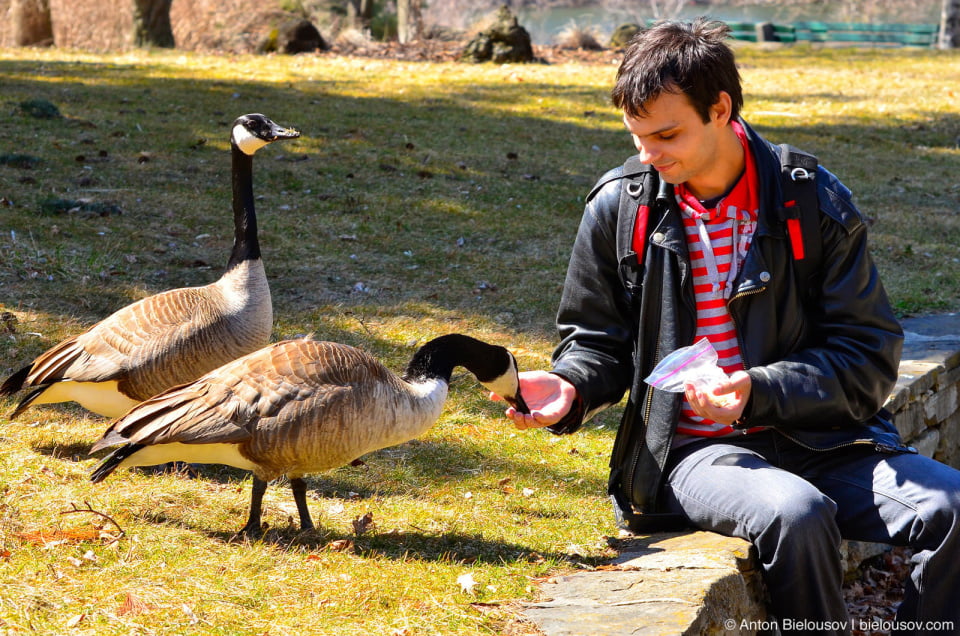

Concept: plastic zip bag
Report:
left=643, top=337, right=729, bottom=393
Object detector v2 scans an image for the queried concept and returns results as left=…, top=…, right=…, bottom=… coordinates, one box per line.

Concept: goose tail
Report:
left=0, top=365, right=30, bottom=397
left=8, top=386, right=49, bottom=420
left=91, top=443, right=145, bottom=483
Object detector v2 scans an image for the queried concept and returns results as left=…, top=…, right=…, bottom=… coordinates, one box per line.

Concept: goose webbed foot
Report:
left=230, top=519, right=264, bottom=542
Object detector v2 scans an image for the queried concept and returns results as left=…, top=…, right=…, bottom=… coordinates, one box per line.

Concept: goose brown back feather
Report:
left=23, top=261, right=271, bottom=403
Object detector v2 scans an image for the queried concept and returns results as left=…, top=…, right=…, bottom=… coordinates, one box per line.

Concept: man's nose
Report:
left=637, top=142, right=659, bottom=164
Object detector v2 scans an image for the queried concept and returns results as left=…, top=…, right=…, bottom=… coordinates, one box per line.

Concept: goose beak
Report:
left=507, top=390, right=530, bottom=415
left=268, top=123, right=301, bottom=142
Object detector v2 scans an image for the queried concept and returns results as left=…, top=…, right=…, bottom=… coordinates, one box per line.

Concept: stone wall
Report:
left=885, top=316, right=960, bottom=468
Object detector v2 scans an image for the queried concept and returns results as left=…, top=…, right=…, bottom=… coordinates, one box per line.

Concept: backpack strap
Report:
left=617, top=154, right=657, bottom=267
left=777, top=144, right=823, bottom=298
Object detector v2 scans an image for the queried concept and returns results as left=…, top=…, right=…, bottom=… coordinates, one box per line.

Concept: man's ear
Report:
left=711, top=91, right=733, bottom=127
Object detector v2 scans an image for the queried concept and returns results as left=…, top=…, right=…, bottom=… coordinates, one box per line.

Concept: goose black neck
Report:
left=228, top=143, right=259, bottom=269
left=403, top=334, right=509, bottom=385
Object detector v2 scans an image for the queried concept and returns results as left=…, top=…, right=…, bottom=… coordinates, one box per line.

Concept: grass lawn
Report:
left=0, top=43, right=958, bottom=634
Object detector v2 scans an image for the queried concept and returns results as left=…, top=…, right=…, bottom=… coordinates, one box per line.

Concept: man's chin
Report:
left=654, top=164, right=681, bottom=182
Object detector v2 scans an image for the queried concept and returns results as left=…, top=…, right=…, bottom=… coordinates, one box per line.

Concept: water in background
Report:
left=514, top=2, right=943, bottom=45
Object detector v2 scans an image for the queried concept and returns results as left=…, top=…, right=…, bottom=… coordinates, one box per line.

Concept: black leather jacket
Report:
left=547, top=120, right=908, bottom=532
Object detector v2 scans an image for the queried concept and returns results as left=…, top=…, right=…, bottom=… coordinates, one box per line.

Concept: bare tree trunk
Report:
left=346, top=0, right=374, bottom=30
left=397, top=0, right=422, bottom=44
left=11, top=0, right=53, bottom=46
left=941, top=0, right=960, bottom=48
left=133, top=0, right=175, bottom=48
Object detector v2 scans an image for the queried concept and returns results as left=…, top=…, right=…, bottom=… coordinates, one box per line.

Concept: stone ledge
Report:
left=524, top=532, right=765, bottom=635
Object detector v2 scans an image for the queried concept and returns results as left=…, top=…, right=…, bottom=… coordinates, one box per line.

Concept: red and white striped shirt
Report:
left=674, top=122, right=760, bottom=439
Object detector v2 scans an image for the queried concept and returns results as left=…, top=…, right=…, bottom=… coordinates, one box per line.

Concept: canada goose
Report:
left=1, top=114, right=300, bottom=419
left=90, top=334, right=529, bottom=537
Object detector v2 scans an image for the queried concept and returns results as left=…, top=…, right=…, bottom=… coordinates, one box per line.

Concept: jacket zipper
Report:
left=625, top=340, right=659, bottom=502
left=775, top=428, right=900, bottom=453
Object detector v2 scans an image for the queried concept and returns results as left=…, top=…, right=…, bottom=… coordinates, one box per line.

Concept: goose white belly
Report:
left=118, top=441, right=259, bottom=473
left=30, top=380, right=140, bottom=419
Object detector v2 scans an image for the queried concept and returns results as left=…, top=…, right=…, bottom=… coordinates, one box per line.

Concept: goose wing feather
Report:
left=91, top=339, right=399, bottom=452
left=26, top=286, right=227, bottom=395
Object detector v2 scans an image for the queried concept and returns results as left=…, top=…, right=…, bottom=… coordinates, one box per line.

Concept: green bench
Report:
left=640, top=20, right=940, bottom=48
left=724, top=20, right=760, bottom=42
left=769, top=21, right=939, bottom=47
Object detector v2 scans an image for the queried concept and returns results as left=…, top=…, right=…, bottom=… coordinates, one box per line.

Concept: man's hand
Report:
left=683, top=370, right=752, bottom=426
left=490, top=370, right=578, bottom=430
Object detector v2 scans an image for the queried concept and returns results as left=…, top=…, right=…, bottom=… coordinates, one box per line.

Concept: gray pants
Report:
left=663, top=430, right=960, bottom=635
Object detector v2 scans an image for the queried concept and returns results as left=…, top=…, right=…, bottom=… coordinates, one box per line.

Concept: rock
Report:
left=19, top=98, right=61, bottom=119
left=609, top=23, right=642, bottom=48
left=259, top=18, right=327, bottom=54
left=459, top=5, right=534, bottom=64
left=39, top=198, right=123, bottom=217
left=524, top=532, right=766, bottom=635
left=0, top=154, right=41, bottom=169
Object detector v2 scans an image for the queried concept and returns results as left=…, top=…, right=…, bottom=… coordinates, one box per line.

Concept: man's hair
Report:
left=612, top=18, right=743, bottom=124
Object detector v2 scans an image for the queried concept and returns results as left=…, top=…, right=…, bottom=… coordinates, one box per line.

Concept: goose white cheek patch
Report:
left=233, top=124, right=269, bottom=155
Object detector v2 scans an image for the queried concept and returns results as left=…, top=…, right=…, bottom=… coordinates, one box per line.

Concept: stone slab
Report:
left=523, top=532, right=764, bottom=636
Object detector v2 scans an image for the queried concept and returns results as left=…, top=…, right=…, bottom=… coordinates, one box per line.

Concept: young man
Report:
left=498, top=18, right=960, bottom=634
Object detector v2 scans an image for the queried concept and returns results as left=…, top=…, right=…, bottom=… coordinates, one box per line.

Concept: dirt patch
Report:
left=325, top=38, right=622, bottom=65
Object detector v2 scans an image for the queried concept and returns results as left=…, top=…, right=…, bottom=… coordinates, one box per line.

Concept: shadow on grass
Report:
left=237, top=526, right=579, bottom=565
left=3, top=54, right=957, bottom=335
left=137, top=505, right=583, bottom=565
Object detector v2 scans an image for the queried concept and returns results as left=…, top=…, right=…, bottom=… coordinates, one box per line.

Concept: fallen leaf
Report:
left=352, top=512, right=374, bottom=535
left=65, top=614, right=84, bottom=627
left=16, top=526, right=102, bottom=546
left=119, top=592, right=155, bottom=616
left=325, top=539, right=354, bottom=552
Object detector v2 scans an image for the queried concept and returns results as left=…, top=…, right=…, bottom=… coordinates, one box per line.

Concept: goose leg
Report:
left=290, top=477, right=315, bottom=530
left=234, top=476, right=268, bottom=539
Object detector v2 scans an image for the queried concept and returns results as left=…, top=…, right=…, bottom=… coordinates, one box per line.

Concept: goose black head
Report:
left=232, top=113, right=300, bottom=156
left=469, top=346, right=530, bottom=416
left=404, top=334, right=530, bottom=415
